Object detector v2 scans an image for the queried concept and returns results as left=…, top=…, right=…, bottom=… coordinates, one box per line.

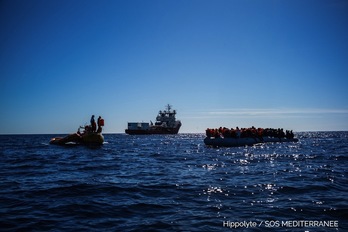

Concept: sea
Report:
left=0, top=132, right=347, bottom=232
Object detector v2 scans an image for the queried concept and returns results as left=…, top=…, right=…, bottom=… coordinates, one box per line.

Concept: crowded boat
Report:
left=204, top=126, right=298, bottom=147
left=206, top=126, right=295, bottom=139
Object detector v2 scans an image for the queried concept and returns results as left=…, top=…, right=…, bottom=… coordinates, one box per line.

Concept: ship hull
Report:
left=125, top=125, right=181, bottom=135
left=204, top=136, right=298, bottom=147
left=50, top=133, right=104, bottom=146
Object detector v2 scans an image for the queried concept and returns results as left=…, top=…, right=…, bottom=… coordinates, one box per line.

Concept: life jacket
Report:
left=99, top=119, right=104, bottom=126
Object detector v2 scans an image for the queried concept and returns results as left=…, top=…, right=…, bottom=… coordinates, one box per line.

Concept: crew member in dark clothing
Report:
left=90, top=115, right=96, bottom=133
left=97, top=116, right=103, bottom=133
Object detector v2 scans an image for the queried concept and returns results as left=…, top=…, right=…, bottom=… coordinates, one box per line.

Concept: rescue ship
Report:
left=125, top=104, right=182, bottom=135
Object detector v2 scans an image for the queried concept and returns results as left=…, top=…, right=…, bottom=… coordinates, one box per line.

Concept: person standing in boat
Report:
left=97, top=116, right=104, bottom=133
left=90, top=115, right=97, bottom=133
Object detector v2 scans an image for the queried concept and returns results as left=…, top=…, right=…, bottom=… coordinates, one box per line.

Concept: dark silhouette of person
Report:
left=90, top=115, right=96, bottom=133
left=97, top=116, right=103, bottom=133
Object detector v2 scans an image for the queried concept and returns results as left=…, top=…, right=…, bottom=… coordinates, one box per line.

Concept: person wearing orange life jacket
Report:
left=97, top=116, right=104, bottom=133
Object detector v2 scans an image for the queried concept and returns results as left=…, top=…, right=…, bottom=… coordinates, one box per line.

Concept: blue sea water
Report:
left=0, top=132, right=347, bottom=231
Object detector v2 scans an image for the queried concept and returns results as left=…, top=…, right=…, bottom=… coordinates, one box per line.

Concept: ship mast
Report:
left=166, top=104, right=172, bottom=112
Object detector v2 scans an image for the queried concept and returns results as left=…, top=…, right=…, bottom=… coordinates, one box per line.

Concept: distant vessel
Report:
left=204, top=127, right=298, bottom=147
left=125, top=104, right=182, bottom=135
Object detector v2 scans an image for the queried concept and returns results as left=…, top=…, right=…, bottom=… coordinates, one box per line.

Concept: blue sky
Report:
left=1, top=0, right=347, bottom=134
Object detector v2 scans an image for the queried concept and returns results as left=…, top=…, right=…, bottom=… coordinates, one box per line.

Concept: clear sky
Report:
left=1, top=0, right=347, bottom=134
